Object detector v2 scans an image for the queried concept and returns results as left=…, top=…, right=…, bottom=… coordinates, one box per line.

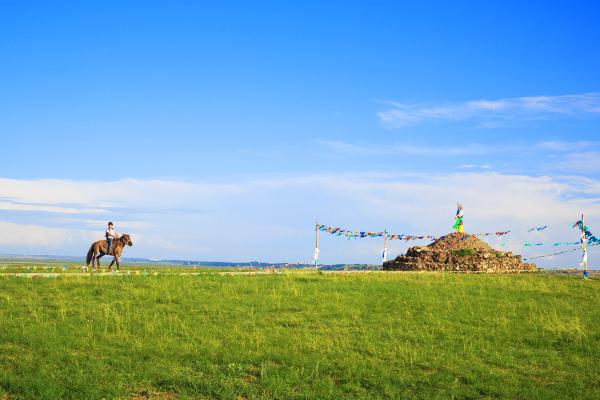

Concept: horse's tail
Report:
left=86, top=244, right=95, bottom=266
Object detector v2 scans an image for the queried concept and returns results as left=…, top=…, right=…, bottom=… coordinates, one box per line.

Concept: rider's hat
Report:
left=108, top=221, right=114, bottom=226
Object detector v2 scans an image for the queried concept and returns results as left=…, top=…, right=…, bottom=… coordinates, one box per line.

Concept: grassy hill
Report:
left=0, top=271, right=598, bottom=399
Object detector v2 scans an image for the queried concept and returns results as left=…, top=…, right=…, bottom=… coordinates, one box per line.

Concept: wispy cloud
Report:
left=316, top=139, right=490, bottom=156
left=316, top=139, right=597, bottom=159
left=377, top=93, right=600, bottom=128
left=459, top=164, right=492, bottom=170
left=537, top=140, right=597, bottom=152
left=556, top=151, right=600, bottom=173
left=0, top=198, right=105, bottom=214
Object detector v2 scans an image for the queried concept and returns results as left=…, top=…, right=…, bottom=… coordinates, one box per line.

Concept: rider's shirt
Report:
left=106, top=228, right=118, bottom=239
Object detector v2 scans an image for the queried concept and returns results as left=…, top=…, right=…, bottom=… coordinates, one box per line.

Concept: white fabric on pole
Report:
left=580, top=250, right=588, bottom=268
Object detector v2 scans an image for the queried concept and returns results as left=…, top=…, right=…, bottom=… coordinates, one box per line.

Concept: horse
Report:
left=85, top=234, right=133, bottom=271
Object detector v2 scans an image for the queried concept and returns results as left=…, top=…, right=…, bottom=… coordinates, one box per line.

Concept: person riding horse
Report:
left=86, top=226, right=133, bottom=271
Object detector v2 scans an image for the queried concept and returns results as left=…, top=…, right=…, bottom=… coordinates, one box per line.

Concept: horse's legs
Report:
left=108, top=258, right=115, bottom=272
left=95, top=254, right=102, bottom=270
left=115, top=257, right=120, bottom=271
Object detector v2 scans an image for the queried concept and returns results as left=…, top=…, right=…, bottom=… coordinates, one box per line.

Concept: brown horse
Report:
left=85, top=234, right=133, bottom=271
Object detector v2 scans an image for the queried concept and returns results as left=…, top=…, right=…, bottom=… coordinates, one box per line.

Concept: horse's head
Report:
left=120, top=234, right=133, bottom=246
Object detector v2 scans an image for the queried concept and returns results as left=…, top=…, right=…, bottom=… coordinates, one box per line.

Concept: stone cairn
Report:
left=383, top=232, right=536, bottom=273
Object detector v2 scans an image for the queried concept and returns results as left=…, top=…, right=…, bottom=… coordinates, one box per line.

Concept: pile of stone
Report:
left=383, top=232, right=536, bottom=273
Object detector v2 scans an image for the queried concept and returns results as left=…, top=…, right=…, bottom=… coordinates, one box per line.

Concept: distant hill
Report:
left=0, top=253, right=378, bottom=270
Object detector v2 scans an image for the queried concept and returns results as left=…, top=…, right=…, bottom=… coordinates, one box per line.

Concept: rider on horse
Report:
left=106, top=222, right=119, bottom=254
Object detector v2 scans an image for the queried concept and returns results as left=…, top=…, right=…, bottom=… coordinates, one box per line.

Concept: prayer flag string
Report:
left=317, top=222, right=597, bottom=247
left=316, top=224, right=435, bottom=241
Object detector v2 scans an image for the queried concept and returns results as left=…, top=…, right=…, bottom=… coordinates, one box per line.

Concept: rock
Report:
left=383, top=232, right=537, bottom=273
left=433, top=252, right=448, bottom=263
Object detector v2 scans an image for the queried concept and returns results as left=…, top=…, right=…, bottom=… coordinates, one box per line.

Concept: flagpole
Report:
left=582, top=212, right=589, bottom=279
left=314, top=221, right=319, bottom=269
left=582, top=213, right=586, bottom=244
left=382, top=229, right=388, bottom=265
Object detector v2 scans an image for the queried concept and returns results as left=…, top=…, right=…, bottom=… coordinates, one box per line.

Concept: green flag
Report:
left=453, top=217, right=463, bottom=230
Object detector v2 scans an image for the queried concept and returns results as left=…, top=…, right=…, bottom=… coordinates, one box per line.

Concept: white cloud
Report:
left=0, top=173, right=598, bottom=266
left=0, top=221, right=96, bottom=248
left=0, top=177, right=242, bottom=212
left=377, top=93, right=600, bottom=128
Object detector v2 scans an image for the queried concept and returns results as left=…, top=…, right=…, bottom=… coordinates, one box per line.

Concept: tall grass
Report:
left=0, top=272, right=598, bottom=399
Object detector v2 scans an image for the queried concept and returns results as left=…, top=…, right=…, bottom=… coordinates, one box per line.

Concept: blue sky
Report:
left=1, top=1, right=599, bottom=266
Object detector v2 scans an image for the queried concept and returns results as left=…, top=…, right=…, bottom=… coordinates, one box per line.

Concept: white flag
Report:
left=580, top=250, right=588, bottom=268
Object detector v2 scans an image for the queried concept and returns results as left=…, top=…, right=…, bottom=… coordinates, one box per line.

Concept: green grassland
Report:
left=0, top=271, right=598, bottom=399
left=0, top=259, right=258, bottom=274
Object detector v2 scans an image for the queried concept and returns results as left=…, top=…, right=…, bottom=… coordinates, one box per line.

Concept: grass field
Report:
left=0, top=270, right=598, bottom=399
